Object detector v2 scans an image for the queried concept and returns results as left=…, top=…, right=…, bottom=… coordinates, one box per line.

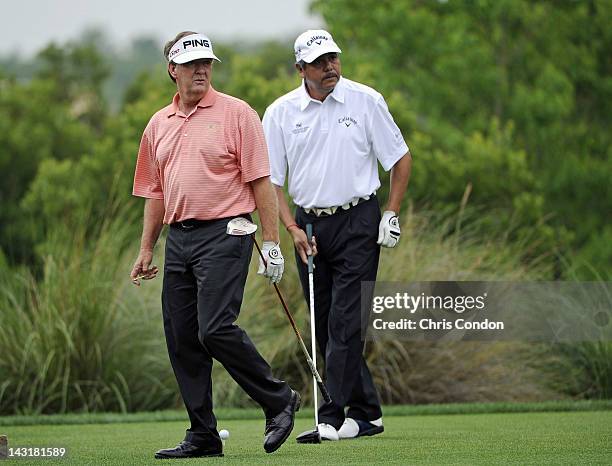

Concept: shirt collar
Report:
left=330, top=77, right=345, bottom=104
left=166, top=87, right=218, bottom=117
left=299, top=77, right=345, bottom=111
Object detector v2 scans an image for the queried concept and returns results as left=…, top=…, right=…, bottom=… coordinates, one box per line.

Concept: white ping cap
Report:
left=294, top=29, right=342, bottom=64
left=168, top=33, right=220, bottom=64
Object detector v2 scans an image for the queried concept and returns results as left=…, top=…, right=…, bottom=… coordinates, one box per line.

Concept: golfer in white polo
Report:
left=263, top=29, right=412, bottom=441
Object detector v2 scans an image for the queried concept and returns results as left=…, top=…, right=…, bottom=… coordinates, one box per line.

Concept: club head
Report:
left=296, top=429, right=322, bottom=444
left=226, top=217, right=258, bottom=236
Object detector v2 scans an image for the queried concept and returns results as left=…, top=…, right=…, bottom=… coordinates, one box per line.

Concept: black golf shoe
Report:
left=154, top=440, right=223, bottom=459
left=263, top=389, right=301, bottom=453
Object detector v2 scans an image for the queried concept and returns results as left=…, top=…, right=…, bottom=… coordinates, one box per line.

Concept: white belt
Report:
left=303, top=192, right=375, bottom=217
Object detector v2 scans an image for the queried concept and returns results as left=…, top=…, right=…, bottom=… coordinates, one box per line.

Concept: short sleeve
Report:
left=132, top=129, right=164, bottom=199
left=237, top=106, right=271, bottom=183
left=369, top=96, right=409, bottom=172
left=262, top=108, right=288, bottom=187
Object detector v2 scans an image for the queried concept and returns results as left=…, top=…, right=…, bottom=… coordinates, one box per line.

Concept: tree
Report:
left=0, top=41, right=109, bottom=262
left=312, top=0, right=611, bottom=276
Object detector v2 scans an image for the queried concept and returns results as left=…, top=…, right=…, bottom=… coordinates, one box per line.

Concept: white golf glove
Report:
left=377, top=211, right=401, bottom=248
left=257, top=241, right=285, bottom=284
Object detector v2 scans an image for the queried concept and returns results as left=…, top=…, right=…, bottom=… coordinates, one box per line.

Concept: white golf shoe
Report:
left=338, top=417, right=384, bottom=439
left=317, top=423, right=340, bottom=441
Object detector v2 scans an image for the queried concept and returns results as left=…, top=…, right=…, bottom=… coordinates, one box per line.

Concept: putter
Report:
left=226, top=218, right=331, bottom=414
left=295, top=223, right=322, bottom=444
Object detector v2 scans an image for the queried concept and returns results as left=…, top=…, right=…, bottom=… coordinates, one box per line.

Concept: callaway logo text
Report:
left=307, top=35, right=329, bottom=46
left=338, top=116, right=358, bottom=127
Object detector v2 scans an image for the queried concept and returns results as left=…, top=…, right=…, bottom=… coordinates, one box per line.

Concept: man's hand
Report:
left=377, top=211, right=401, bottom=248
left=289, top=227, right=318, bottom=265
left=257, top=241, right=285, bottom=284
left=130, top=249, right=159, bottom=286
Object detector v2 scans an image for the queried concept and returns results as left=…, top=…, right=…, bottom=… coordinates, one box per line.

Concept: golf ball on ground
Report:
left=219, top=429, right=229, bottom=440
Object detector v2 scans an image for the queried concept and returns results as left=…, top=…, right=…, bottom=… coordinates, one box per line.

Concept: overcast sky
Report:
left=2, top=0, right=324, bottom=57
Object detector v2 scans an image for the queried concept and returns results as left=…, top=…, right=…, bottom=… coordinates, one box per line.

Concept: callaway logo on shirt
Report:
left=338, top=116, right=358, bottom=127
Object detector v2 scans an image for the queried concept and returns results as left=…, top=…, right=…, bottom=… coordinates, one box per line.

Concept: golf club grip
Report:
left=318, top=380, right=332, bottom=404
left=306, top=224, right=313, bottom=273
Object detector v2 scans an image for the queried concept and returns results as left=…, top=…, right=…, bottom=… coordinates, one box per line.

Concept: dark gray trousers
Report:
left=295, top=197, right=383, bottom=429
left=162, top=216, right=291, bottom=446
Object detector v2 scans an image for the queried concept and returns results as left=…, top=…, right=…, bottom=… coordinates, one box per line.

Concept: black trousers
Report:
left=295, top=197, right=383, bottom=429
left=162, top=216, right=291, bottom=446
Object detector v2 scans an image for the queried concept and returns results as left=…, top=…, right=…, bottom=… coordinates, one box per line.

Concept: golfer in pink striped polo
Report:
left=130, top=31, right=299, bottom=459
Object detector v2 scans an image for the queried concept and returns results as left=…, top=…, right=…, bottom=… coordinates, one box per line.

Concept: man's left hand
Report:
left=257, top=241, right=285, bottom=283
left=377, top=211, right=400, bottom=248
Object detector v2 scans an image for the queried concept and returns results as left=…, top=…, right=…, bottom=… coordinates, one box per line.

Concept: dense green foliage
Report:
left=1, top=1, right=610, bottom=276
left=0, top=1, right=610, bottom=414
left=313, top=0, right=611, bottom=277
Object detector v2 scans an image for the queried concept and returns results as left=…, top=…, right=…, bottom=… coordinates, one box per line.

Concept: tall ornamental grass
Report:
left=2, top=204, right=585, bottom=414
left=545, top=342, right=612, bottom=399
left=214, top=205, right=557, bottom=408
left=0, top=212, right=177, bottom=415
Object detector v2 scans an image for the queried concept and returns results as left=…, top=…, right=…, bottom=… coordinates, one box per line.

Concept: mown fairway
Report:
left=2, top=410, right=611, bottom=465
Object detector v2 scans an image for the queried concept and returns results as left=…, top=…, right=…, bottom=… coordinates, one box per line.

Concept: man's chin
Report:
left=189, top=83, right=209, bottom=94
left=323, top=80, right=338, bottom=91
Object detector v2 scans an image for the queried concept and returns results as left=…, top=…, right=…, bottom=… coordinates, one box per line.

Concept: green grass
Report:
left=1, top=411, right=611, bottom=465
left=2, top=400, right=612, bottom=426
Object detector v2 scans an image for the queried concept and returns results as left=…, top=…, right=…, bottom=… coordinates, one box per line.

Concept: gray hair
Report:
left=164, top=31, right=198, bottom=83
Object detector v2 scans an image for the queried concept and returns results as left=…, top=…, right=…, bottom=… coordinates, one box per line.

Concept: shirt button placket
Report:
left=321, top=101, right=329, bottom=133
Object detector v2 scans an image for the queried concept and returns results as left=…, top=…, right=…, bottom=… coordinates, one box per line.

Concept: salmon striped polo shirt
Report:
left=132, top=88, right=270, bottom=224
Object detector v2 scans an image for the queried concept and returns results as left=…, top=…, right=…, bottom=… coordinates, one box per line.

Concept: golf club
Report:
left=295, top=223, right=322, bottom=444
left=226, top=217, right=331, bottom=410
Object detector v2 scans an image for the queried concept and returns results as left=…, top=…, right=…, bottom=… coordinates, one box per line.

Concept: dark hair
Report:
left=164, top=31, right=198, bottom=83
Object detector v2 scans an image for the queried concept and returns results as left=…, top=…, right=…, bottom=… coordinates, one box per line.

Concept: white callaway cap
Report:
left=294, top=29, right=342, bottom=63
left=168, top=33, right=220, bottom=64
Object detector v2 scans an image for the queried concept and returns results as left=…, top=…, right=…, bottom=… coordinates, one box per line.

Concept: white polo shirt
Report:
left=263, top=77, right=408, bottom=208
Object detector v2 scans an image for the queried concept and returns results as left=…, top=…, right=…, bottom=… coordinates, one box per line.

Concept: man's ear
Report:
left=295, top=63, right=305, bottom=78
left=168, top=62, right=178, bottom=79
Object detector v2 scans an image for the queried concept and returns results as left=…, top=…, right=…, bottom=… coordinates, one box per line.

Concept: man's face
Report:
left=168, top=58, right=213, bottom=100
left=298, top=52, right=341, bottom=101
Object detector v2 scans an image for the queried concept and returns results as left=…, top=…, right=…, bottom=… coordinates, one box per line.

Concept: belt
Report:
left=302, top=193, right=376, bottom=217
left=171, top=214, right=252, bottom=230
left=171, top=219, right=209, bottom=230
